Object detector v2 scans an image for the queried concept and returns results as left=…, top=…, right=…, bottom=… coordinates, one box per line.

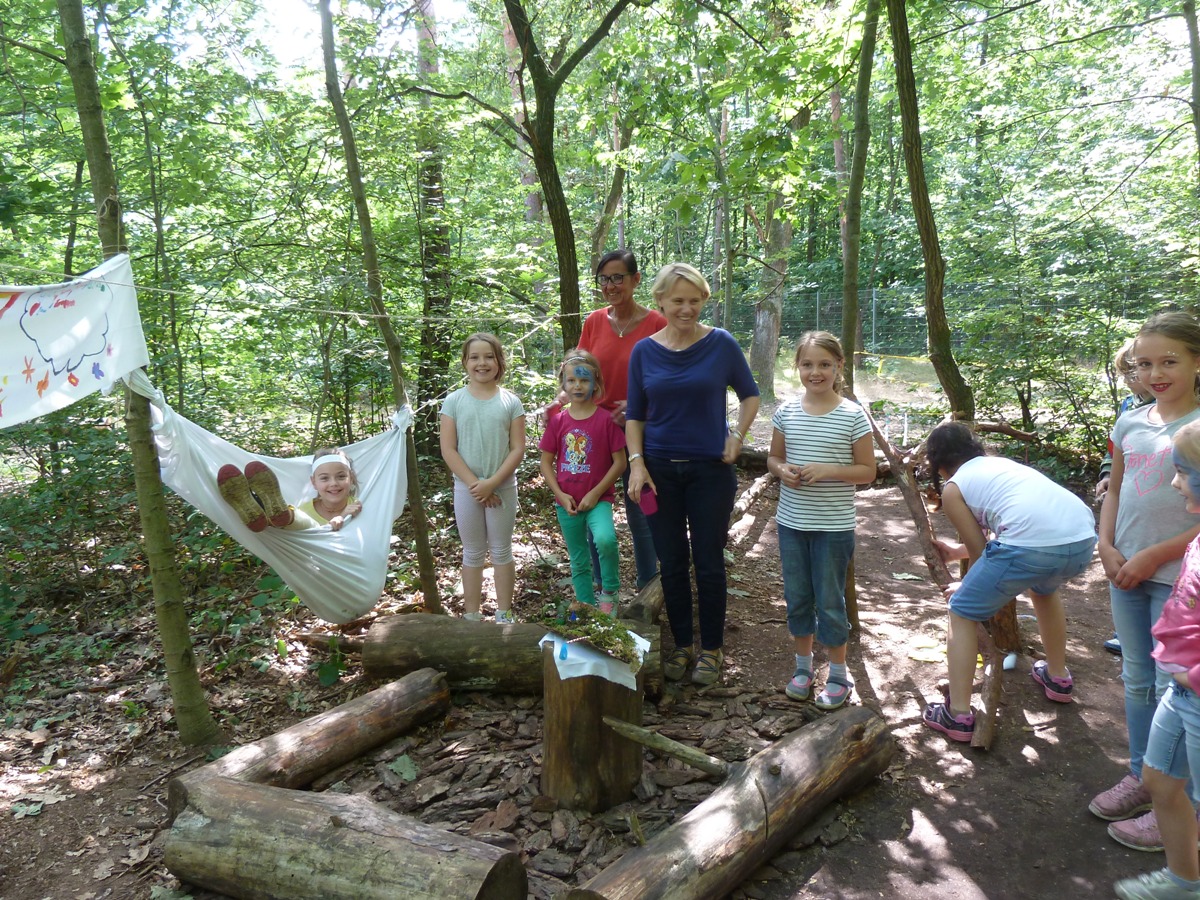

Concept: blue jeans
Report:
left=778, top=524, right=855, bottom=648
left=644, top=457, right=737, bottom=652
left=557, top=502, right=619, bottom=604
left=1145, top=679, right=1200, bottom=804
left=588, top=468, right=659, bottom=590
left=949, top=538, right=1095, bottom=621
left=1111, top=579, right=1176, bottom=778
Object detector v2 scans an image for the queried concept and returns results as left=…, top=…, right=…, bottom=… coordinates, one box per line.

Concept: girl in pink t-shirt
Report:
left=1114, top=419, right=1200, bottom=900
left=538, top=349, right=627, bottom=616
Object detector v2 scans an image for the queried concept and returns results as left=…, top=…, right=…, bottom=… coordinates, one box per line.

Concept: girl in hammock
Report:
left=218, top=446, right=362, bottom=533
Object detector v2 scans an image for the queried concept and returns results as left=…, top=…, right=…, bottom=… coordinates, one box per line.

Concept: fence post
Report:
left=871, top=287, right=877, bottom=353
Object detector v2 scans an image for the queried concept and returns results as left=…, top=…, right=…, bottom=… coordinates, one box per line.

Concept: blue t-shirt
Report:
left=626, top=328, right=759, bottom=460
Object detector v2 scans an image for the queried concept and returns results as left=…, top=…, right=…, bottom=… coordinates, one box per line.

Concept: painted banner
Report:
left=0, top=254, right=148, bottom=429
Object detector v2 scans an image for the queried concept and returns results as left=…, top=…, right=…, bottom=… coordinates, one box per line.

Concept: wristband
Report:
left=729, top=429, right=745, bottom=442
left=628, top=453, right=644, bottom=463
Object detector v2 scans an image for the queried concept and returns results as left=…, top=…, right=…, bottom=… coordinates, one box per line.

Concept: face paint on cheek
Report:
left=1172, top=447, right=1200, bottom=502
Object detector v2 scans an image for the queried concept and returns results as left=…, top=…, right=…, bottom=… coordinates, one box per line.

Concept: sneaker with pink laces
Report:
left=1090, top=774, right=1153, bottom=821
left=1108, top=809, right=1200, bottom=853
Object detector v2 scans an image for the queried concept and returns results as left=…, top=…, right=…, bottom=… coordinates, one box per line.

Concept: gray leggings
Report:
left=453, top=478, right=517, bottom=567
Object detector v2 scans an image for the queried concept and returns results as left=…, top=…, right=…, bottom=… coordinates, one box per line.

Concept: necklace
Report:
left=611, top=307, right=638, bottom=337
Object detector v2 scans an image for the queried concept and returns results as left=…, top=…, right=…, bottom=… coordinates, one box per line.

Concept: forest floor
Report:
left=0, top=386, right=1160, bottom=900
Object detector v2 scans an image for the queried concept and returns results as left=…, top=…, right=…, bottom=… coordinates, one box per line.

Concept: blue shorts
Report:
left=949, top=536, right=1096, bottom=622
left=1144, top=678, right=1200, bottom=805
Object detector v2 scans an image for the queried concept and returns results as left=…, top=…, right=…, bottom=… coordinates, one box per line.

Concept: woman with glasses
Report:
left=573, top=250, right=667, bottom=592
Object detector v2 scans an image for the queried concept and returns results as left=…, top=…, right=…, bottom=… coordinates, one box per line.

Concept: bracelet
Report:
left=729, top=429, right=745, bottom=442
left=628, top=452, right=644, bottom=463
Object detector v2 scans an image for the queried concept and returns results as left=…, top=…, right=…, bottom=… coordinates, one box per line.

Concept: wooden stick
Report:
left=601, top=716, right=730, bottom=779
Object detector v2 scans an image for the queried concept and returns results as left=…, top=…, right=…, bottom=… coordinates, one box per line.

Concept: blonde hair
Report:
left=1132, top=312, right=1200, bottom=394
left=1174, top=419, right=1200, bottom=470
left=650, top=262, right=710, bottom=305
left=793, top=330, right=846, bottom=394
left=1113, top=336, right=1137, bottom=379
left=310, top=445, right=358, bottom=494
left=460, top=332, right=507, bottom=383
left=559, top=348, right=606, bottom=403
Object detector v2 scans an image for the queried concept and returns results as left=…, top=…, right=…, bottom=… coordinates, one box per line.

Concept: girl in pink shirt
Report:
left=1114, top=418, right=1200, bottom=900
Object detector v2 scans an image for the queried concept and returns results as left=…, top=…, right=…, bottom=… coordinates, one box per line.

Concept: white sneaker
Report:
left=494, top=609, right=515, bottom=624
left=1115, top=868, right=1200, bottom=900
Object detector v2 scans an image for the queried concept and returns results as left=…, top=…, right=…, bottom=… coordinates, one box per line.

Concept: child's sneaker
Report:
left=663, top=646, right=694, bottom=681
left=1115, top=868, right=1200, bottom=900
left=1031, top=660, right=1073, bottom=702
left=217, top=465, right=268, bottom=532
left=922, top=702, right=975, bottom=742
left=1089, top=774, right=1152, bottom=821
left=785, top=669, right=813, bottom=702
left=815, top=678, right=853, bottom=711
left=245, top=461, right=293, bottom=527
left=1108, top=809, right=1200, bottom=853
left=463, top=611, right=483, bottom=622
left=494, top=609, right=515, bottom=624
left=597, top=593, right=618, bottom=616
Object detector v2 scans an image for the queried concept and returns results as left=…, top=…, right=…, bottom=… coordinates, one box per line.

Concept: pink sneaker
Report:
left=1108, top=809, right=1200, bottom=853
left=1089, top=774, right=1152, bottom=821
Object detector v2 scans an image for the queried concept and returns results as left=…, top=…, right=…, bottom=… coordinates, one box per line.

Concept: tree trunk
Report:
left=541, top=643, right=643, bottom=812
left=165, top=776, right=526, bottom=900
left=885, top=0, right=975, bottom=421
left=502, top=0, right=636, bottom=351
left=748, top=196, right=790, bottom=402
left=319, top=0, right=442, bottom=612
left=415, top=0, right=455, bottom=456
left=564, top=706, right=895, bottom=900
left=1185, top=1, right=1200, bottom=195
left=56, top=0, right=219, bottom=746
left=169, top=669, right=450, bottom=819
left=362, top=613, right=661, bottom=697
left=841, top=0, right=879, bottom=394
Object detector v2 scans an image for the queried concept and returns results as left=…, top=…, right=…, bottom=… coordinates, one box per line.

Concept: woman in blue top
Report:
left=626, top=263, right=760, bottom=686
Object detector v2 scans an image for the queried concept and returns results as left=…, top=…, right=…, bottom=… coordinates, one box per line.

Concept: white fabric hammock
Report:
left=126, top=370, right=411, bottom=623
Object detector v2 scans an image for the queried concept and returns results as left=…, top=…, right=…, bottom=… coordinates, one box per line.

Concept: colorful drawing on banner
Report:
left=0, top=255, right=148, bottom=429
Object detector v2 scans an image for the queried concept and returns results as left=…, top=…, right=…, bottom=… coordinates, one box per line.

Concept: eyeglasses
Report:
left=595, top=273, right=628, bottom=286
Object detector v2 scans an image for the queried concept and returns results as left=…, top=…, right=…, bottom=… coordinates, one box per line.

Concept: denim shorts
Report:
left=1144, top=677, right=1200, bottom=804
left=949, top=536, right=1096, bottom=622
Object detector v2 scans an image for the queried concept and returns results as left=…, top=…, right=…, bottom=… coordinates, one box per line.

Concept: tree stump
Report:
left=541, top=642, right=643, bottom=812
left=165, top=776, right=526, bottom=900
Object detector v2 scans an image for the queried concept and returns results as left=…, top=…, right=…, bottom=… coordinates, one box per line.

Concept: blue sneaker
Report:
left=815, top=679, right=853, bottom=711
left=923, top=702, right=975, bottom=742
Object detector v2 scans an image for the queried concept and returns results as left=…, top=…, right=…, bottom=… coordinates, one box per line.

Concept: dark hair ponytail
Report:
left=925, top=422, right=986, bottom=492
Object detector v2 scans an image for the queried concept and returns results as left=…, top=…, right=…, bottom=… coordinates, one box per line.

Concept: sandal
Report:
left=663, top=646, right=695, bottom=681
left=691, top=648, right=724, bottom=686
left=814, top=679, right=853, bottom=711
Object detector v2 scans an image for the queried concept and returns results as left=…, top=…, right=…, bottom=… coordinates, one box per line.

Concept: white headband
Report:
left=311, top=454, right=347, bottom=474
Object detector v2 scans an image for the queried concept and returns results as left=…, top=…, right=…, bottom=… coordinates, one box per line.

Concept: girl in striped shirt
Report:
left=767, top=331, right=875, bottom=710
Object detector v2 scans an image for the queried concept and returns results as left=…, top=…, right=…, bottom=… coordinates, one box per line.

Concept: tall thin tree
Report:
left=56, top=0, right=219, bottom=745
left=885, top=0, right=974, bottom=420
left=319, top=0, right=442, bottom=612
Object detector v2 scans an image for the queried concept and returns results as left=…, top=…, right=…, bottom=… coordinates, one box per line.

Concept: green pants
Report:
left=556, top=501, right=618, bottom=604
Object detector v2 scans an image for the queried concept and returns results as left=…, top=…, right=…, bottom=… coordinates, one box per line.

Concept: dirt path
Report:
left=0, top=478, right=1151, bottom=900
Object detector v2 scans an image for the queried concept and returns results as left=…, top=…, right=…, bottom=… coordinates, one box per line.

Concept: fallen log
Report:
left=164, top=775, right=526, bottom=900
left=564, top=705, right=895, bottom=900
left=361, top=613, right=662, bottom=698
left=168, top=668, right=449, bottom=820
left=602, top=716, right=729, bottom=779
left=542, top=644, right=643, bottom=812
left=618, top=576, right=664, bottom=626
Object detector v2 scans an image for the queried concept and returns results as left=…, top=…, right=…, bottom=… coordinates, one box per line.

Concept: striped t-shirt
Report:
left=771, top=397, right=870, bottom=531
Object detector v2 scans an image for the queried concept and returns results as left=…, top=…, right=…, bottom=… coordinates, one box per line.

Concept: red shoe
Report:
left=244, top=461, right=293, bottom=527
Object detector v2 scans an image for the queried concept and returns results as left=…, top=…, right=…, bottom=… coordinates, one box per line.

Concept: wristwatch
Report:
left=628, top=453, right=644, bottom=462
